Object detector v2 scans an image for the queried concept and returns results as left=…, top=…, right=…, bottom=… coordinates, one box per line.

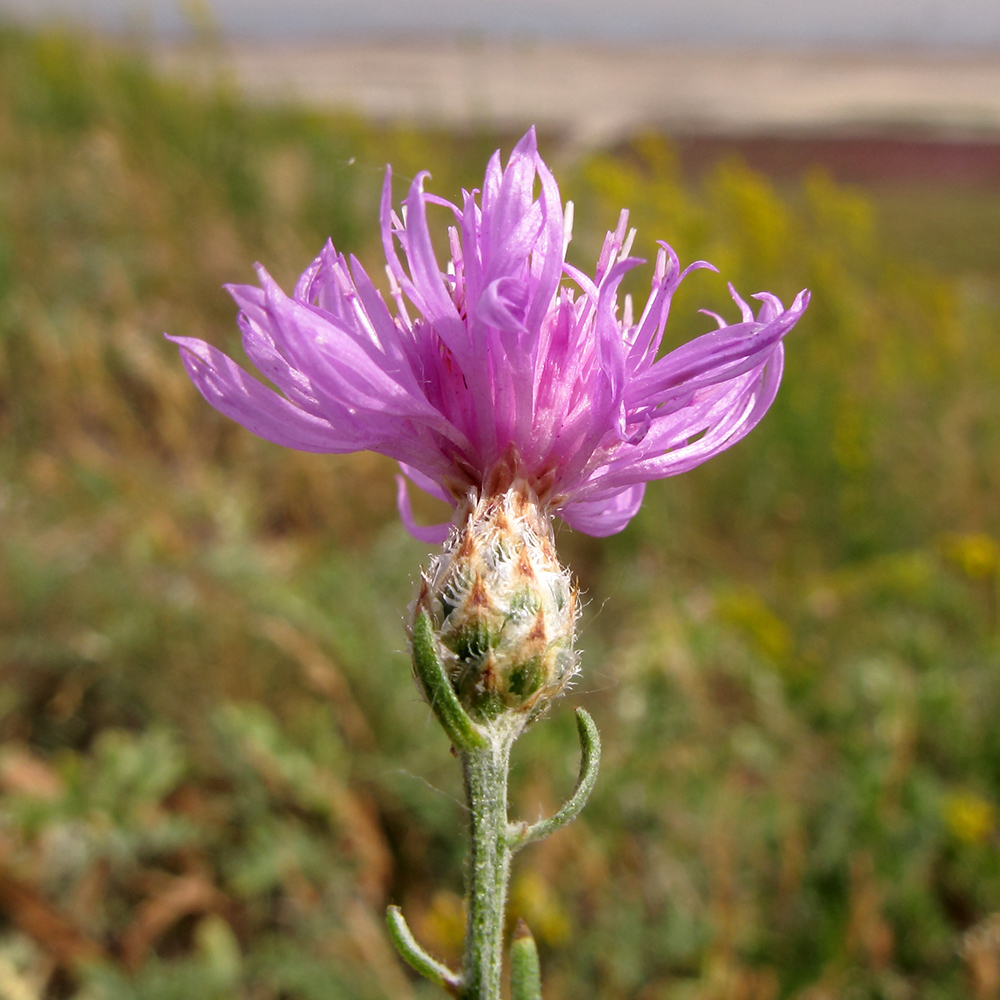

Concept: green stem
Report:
left=460, top=736, right=514, bottom=1000
left=388, top=706, right=601, bottom=998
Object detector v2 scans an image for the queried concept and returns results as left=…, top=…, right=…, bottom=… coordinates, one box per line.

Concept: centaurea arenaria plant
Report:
left=171, top=127, right=808, bottom=1000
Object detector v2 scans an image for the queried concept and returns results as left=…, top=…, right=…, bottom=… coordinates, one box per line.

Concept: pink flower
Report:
left=170, top=128, right=808, bottom=542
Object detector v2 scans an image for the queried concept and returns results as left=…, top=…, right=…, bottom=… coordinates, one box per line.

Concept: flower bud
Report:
left=412, top=480, right=578, bottom=730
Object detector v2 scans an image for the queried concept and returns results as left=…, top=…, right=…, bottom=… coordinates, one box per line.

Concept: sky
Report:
left=3, top=0, right=1000, bottom=46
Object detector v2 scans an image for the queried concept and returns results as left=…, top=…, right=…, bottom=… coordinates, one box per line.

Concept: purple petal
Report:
left=558, top=483, right=646, bottom=536
left=395, top=474, right=454, bottom=544
left=398, top=462, right=454, bottom=504
left=167, top=335, right=364, bottom=452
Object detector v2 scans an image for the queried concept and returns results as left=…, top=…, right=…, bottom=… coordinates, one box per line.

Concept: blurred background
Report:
left=0, top=1, right=999, bottom=998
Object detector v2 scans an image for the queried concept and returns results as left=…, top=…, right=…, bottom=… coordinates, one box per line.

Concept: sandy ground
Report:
left=152, top=39, right=1000, bottom=149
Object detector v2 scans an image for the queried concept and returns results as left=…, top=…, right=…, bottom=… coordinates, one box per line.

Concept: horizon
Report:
left=4, top=0, right=1000, bottom=48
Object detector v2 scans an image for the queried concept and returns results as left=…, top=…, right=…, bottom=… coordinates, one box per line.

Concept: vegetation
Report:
left=1, top=23, right=999, bottom=1000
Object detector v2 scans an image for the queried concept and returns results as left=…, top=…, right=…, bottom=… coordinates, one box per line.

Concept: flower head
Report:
left=170, top=127, right=808, bottom=541
left=414, top=477, right=578, bottom=728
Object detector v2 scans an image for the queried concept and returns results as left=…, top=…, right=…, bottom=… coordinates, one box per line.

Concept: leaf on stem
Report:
left=510, top=919, right=542, bottom=1000
left=507, top=707, right=601, bottom=851
left=386, top=904, right=462, bottom=995
left=411, top=610, right=488, bottom=751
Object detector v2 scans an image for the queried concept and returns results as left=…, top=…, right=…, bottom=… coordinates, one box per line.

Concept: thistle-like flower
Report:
left=170, top=127, right=808, bottom=726
left=169, top=127, right=808, bottom=542
left=172, top=127, right=810, bottom=996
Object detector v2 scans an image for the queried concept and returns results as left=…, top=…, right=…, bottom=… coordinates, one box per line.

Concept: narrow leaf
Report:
left=510, top=919, right=542, bottom=1000
left=386, top=905, right=462, bottom=994
left=508, top=707, right=601, bottom=850
left=411, top=610, right=488, bottom=751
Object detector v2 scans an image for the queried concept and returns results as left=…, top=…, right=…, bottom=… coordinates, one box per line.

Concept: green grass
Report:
left=873, top=184, right=1000, bottom=282
left=1, top=23, right=999, bottom=1000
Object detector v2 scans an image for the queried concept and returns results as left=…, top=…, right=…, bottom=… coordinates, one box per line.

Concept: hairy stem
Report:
left=460, top=736, right=514, bottom=1000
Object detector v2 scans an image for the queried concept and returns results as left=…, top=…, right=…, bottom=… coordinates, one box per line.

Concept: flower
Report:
left=169, top=127, right=808, bottom=542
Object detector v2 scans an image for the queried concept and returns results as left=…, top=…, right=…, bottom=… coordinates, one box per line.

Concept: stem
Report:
left=460, top=735, right=515, bottom=1000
